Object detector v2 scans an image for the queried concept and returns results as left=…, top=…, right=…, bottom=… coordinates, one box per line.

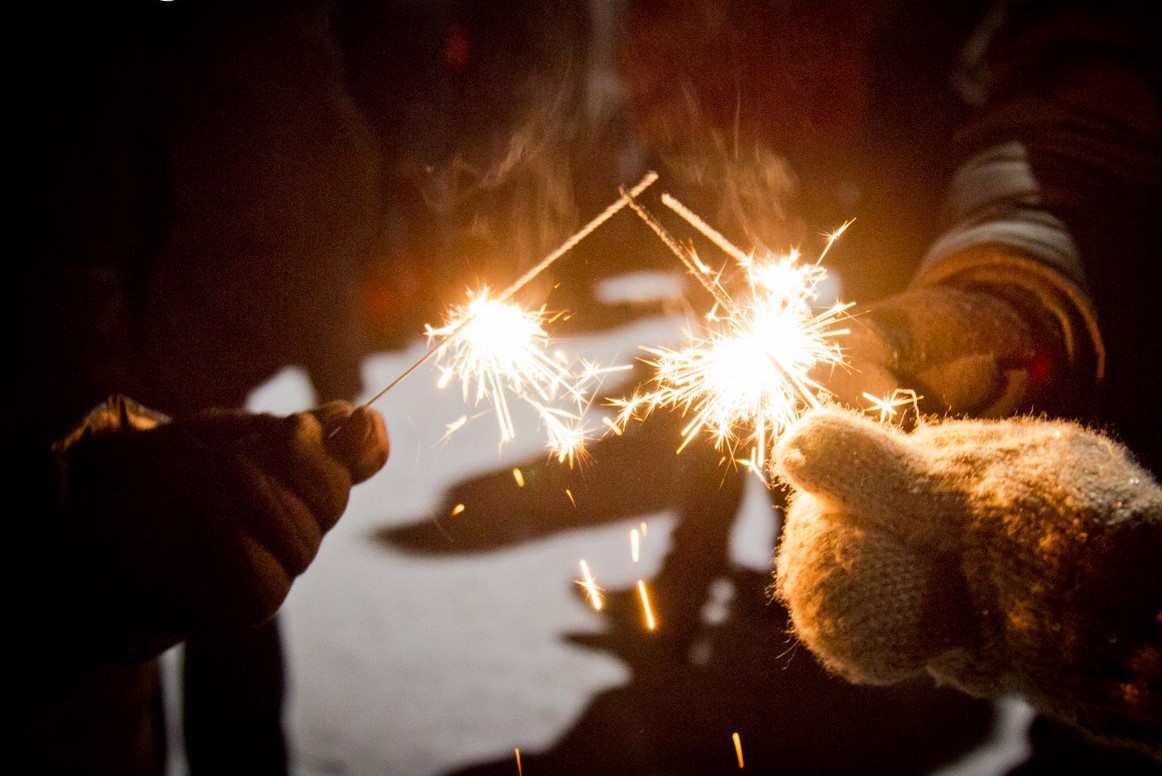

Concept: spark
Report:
left=512, top=467, right=525, bottom=488
left=451, top=503, right=466, bottom=516
left=515, top=747, right=522, bottom=776
left=444, top=415, right=469, bottom=437
left=614, top=194, right=853, bottom=481
left=630, top=528, right=641, bottom=562
left=637, top=579, right=657, bottom=631
left=577, top=559, right=603, bottom=611
left=565, top=488, right=576, bottom=508
left=640, top=521, right=648, bottom=537
left=861, top=388, right=921, bottom=424
left=733, top=732, right=745, bottom=769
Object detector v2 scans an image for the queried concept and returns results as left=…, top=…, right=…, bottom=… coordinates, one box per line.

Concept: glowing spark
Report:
left=615, top=195, right=853, bottom=480
left=515, top=748, right=522, bottom=776
left=733, top=732, right=745, bottom=769
left=565, top=488, right=576, bottom=508
left=444, top=415, right=469, bottom=436
left=601, top=416, right=623, bottom=435
left=637, top=579, right=657, bottom=631
left=640, top=521, right=648, bottom=536
left=630, top=529, right=641, bottom=562
left=861, top=388, right=921, bottom=424
left=512, top=467, right=525, bottom=488
left=577, top=559, right=603, bottom=611
left=451, top=503, right=466, bottom=516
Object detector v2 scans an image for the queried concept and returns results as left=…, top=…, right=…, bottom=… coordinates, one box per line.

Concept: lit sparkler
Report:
left=612, top=193, right=853, bottom=481
left=426, top=290, right=631, bottom=462
left=358, top=172, right=657, bottom=460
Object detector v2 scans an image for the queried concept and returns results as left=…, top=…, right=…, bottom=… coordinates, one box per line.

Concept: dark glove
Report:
left=773, top=408, right=1162, bottom=756
left=51, top=396, right=388, bottom=660
left=822, top=251, right=1102, bottom=419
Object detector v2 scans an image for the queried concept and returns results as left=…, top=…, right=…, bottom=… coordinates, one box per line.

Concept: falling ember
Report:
left=640, top=522, right=648, bottom=536
left=515, top=747, right=522, bottom=776
left=601, top=416, right=623, bottom=435
left=451, top=503, right=466, bottom=516
left=637, top=579, right=657, bottom=630
left=614, top=194, right=853, bottom=483
left=733, top=731, right=745, bottom=769
left=577, top=559, right=603, bottom=611
left=630, top=529, right=641, bottom=562
left=565, top=488, right=576, bottom=508
left=512, top=467, right=525, bottom=488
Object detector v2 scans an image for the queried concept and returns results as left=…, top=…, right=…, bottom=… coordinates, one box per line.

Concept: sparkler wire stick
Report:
left=659, top=193, right=752, bottom=266
left=620, top=187, right=733, bottom=309
left=357, top=171, right=659, bottom=410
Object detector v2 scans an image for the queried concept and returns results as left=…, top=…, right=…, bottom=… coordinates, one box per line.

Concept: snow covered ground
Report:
left=164, top=288, right=1034, bottom=776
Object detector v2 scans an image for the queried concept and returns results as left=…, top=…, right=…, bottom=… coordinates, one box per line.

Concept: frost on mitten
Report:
left=772, top=409, right=1162, bottom=756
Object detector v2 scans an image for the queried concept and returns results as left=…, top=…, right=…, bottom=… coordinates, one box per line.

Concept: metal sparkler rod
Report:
left=659, top=193, right=752, bottom=266
left=357, top=171, right=660, bottom=410
left=619, top=188, right=734, bottom=310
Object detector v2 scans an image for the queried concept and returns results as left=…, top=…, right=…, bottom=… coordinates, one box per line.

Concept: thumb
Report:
left=775, top=409, right=968, bottom=546
left=316, top=403, right=389, bottom=484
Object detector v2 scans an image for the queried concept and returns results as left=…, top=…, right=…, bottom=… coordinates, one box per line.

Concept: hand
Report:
left=822, top=284, right=1054, bottom=418
left=772, top=408, right=1161, bottom=753
left=54, top=396, right=389, bottom=658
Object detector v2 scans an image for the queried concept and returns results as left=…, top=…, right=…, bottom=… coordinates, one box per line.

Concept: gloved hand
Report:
left=821, top=252, right=1101, bottom=419
left=51, top=396, right=389, bottom=660
left=772, top=408, right=1161, bottom=755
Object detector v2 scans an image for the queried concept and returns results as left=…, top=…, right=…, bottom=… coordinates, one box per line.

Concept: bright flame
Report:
left=428, top=288, right=620, bottom=463
left=451, top=503, right=466, bottom=516
left=613, top=252, right=851, bottom=481
left=512, top=467, right=525, bottom=487
left=733, top=731, right=745, bottom=769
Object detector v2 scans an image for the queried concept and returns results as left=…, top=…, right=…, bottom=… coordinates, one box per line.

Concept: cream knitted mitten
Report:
left=773, top=409, right=1161, bottom=756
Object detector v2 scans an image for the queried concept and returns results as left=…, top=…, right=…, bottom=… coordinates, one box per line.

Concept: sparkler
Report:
left=356, top=172, right=658, bottom=460
left=612, top=193, right=853, bottom=481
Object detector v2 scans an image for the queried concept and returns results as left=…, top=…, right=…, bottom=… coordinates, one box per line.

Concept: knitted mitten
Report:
left=773, top=409, right=1161, bottom=756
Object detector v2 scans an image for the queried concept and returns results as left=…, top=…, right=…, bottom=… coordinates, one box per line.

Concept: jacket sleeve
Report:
left=913, top=0, right=1162, bottom=420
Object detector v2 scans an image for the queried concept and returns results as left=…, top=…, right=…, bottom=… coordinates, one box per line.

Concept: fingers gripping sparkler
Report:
left=612, top=192, right=854, bottom=481
left=348, top=172, right=658, bottom=462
